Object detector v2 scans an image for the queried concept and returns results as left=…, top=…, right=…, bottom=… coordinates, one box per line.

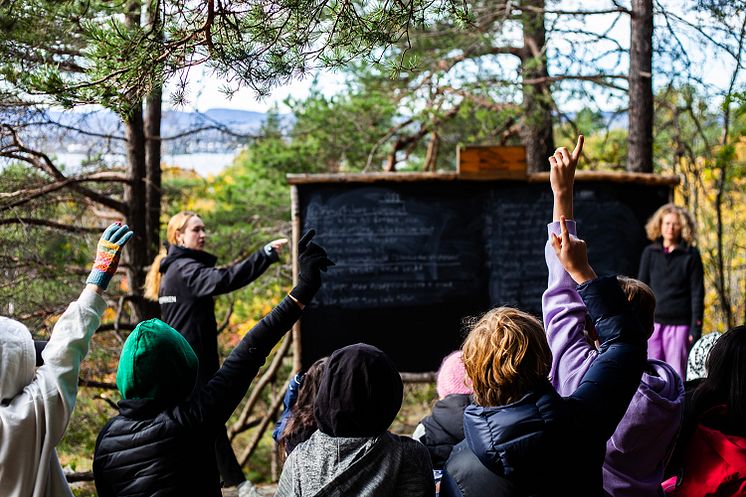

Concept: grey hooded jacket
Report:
left=276, top=430, right=434, bottom=497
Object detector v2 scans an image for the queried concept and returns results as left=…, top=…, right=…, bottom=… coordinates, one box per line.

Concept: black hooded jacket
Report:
left=419, top=393, right=471, bottom=469
left=93, top=297, right=301, bottom=497
left=440, top=277, right=647, bottom=497
left=158, top=244, right=277, bottom=382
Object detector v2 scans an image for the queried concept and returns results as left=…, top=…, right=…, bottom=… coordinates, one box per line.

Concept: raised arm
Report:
left=543, top=137, right=598, bottom=394
left=183, top=230, right=333, bottom=426
left=570, top=276, right=647, bottom=438
left=550, top=213, right=645, bottom=439
left=34, top=223, right=133, bottom=442
left=181, top=241, right=284, bottom=298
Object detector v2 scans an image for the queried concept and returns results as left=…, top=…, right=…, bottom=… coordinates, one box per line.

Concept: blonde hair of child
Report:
left=462, top=307, right=552, bottom=407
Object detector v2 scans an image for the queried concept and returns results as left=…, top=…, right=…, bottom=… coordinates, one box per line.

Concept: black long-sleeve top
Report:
left=638, top=241, right=705, bottom=341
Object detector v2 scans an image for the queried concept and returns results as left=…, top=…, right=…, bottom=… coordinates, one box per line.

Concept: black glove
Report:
left=290, top=229, right=334, bottom=305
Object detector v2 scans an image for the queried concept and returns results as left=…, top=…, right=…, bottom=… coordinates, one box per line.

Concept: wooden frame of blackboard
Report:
left=287, top=171, right=679, bottom=373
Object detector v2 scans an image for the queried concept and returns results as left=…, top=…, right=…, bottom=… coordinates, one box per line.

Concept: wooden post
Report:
left=290, top=185, right=302, bottom=372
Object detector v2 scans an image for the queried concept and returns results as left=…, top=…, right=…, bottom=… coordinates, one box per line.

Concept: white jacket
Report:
left=0, top=289, right=105, bottom=497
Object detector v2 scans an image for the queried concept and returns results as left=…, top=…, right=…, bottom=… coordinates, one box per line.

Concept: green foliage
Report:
left=286, top=82, right=399, bottom=171
left=0, top=0, right=469, bottom=111
left=0, top=164, right=101, bottom=329
left=652, top=84, right=746, bottom=330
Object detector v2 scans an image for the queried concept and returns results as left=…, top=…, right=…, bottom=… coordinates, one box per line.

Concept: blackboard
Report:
left=291, top=175, right=672, bottom=372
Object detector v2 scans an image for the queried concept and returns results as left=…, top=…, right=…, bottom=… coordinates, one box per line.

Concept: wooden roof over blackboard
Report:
left=286, top=171, right=680, bottom=186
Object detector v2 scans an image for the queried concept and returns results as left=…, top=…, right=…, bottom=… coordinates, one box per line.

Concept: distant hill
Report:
left=32, top=108, right=276, bottom=155
left=7, top=106, right=628, bottom=158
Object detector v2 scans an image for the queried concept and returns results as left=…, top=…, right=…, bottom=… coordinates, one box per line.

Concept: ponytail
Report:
left=144, top=210, right=199, bottom=302
left=144, top=249, right=167, bottom=302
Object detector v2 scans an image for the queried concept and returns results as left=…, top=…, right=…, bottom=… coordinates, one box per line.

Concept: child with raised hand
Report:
left=543, top=136, right=684, bottom=497
left=93, top=230, right=333, bottom=497
left=440, top=212, right=647, bottom=497
left=0, top=222, right=133, bottom=497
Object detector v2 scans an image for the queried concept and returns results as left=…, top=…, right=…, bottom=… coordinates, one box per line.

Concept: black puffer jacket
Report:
left=440, top=276, right=647, bottom=497
left=419, top=393, right=470, bottom=468
left=93, top=297, right=301, bottom=497
left=158, top=244, right=277, bottom=382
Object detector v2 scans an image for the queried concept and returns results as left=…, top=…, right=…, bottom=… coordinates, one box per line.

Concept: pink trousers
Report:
left=648, top=322, right=689, bottom=379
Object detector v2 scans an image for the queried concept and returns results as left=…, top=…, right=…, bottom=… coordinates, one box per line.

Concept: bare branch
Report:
left=79, top=379, right=117, bottom=390
left=0, top=217, right=99, bottom=233
left=0, top=125, right=128, bottom=213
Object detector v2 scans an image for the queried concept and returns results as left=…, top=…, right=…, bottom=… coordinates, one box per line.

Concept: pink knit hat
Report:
left=436, top=350, right=472, bottom=399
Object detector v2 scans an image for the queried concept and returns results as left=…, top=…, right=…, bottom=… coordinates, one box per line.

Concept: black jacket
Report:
left=638, top=241, right=704, bottom=341
left=440, top=276, right=647, bottom=497
left=158, top=244, right=277, bottom=382
left=419, top=393, right=471, bottom=469
left=93, top=297, right=301, bottom=497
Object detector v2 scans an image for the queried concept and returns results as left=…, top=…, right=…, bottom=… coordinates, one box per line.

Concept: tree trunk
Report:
left=123, top=107, right=150, bottom=322
left=627, top=0, right=654, bottom=173
left=145, top=86, right=162, bottom=263
left=520, top=0, right=554, bottom=173
left=121, top=0, right=159, bottom=321
left=144, top=0, right=163, bottom=265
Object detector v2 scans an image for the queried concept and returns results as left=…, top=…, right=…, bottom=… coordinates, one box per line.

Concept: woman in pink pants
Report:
left=638, top=204, right=704, bottom=379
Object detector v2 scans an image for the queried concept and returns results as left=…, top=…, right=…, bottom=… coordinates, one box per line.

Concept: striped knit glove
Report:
left=86, top=223, right=134, bottom=291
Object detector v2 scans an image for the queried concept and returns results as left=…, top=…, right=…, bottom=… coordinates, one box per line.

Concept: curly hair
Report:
left=644, top=203, right=696, bottom=244
left=461, top=307, right=552, bottom=407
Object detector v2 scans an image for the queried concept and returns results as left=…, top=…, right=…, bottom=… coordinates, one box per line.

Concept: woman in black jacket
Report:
left=95, top=230, right=332, bottom=497
left=638, top=204, right=704, bottom=379
left=143, top=211, right=287, bottom=493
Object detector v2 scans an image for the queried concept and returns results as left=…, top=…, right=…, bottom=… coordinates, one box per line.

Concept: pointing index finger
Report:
left=571, top=135, right=584, bottom=162
left=560, top=215, right=571, bottom=244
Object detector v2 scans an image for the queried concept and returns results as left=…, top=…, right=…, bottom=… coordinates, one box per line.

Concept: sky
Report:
left=166, top=67, right=348, bottom=113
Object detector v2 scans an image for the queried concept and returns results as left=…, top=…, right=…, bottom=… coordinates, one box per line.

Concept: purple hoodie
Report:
left=542, top=220, right=684, bottom=497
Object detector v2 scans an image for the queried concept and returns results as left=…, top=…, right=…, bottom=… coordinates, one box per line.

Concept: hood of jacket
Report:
left=280, top=430, right=432, bottom=497
left=462, top=383, right=562, bottom=479
left=314, top=343, right=403, bottom=437
left=159, top=245, right=217, bottom=274
left=603, top=360, right=684, bottom=495
left=116, top=319, right=198, bottom=404
left=0, top=316, right=35, bottom=404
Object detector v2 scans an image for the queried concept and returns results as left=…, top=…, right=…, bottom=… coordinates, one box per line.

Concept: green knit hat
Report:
left=116, top=318, right=198, bottom=404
